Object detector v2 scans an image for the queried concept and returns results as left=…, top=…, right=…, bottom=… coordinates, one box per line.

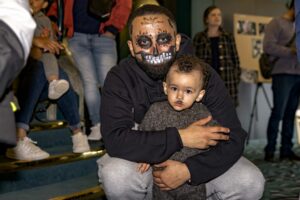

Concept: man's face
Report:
left=128, top=14, right=181, bottom=80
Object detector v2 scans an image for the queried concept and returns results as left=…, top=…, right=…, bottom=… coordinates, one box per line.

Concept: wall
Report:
left=191, top=0, right=289, bottom=140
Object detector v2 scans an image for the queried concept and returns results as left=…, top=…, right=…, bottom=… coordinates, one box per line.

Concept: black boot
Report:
left=280, top=152, right=300, bottom=161
left=264, top=152, right=275, bottom=162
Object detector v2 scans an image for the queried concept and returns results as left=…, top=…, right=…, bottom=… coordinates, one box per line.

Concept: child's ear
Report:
left=42, top=1, right=49, bottom=9
left=196, top=90, right=205, bottom=102
left=163, top=82, right=168, bottom=95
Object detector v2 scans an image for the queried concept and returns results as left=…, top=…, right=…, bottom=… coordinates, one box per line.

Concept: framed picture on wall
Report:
left=234, top=14, right=272, bottom=83
left=237, top=20, right=257, bottom=35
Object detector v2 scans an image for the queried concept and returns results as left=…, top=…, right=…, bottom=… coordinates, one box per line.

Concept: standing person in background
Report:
left=0, top=0, right=36, bottom=145
left=263, top=0, right=300, bottom=162
left=47, top=0, right=132, bottom=140
left=193, top=5, right=241, bottom=107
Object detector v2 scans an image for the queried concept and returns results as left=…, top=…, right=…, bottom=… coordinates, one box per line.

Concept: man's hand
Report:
left=102, top=31, right=116, bottom=39
left=179, top=116, right=230, bottom=149
left=153, top=160, right=190, bottom=190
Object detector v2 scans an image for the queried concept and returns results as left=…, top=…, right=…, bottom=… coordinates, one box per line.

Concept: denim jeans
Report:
left=281, top=78, right=300, bottom=155
left=68, top=32, right=117, bottom=125
left=15, top=59, right=81, bottom=132
left=265, top=74, right=300, bottom=155
left=97, top=154, right=265, bottom=200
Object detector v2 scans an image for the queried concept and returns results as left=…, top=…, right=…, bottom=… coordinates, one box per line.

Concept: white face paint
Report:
left=128, top=14, right=181, bottom=79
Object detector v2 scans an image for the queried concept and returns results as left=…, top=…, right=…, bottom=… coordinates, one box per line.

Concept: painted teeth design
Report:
left=144, top=52, right=172, bottom=64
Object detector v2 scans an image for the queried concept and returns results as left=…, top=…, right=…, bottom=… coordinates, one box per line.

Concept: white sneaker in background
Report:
left=6, top=137, right=50, bottom=161
left=48, top=79, right=70, bottom=100
left=72, top=132, right=91, bottom=153
left=87, top=123, right=102, bottom=141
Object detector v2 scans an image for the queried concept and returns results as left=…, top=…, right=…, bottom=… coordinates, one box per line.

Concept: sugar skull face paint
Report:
left=128, top=14, right=181, bottom=80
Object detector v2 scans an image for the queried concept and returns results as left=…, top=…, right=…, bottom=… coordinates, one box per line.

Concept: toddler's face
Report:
left=163, top=69, right=205, bottom=111
left=29, top=0, right=47, bottom=14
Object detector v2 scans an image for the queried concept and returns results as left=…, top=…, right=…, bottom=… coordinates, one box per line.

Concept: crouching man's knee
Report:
left=97, top=154, right=153, bottom=200
left=206, top=157, right=265, bottom=200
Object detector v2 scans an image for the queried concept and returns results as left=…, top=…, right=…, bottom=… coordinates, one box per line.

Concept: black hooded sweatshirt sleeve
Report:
left=100, top=34, right=247, bottom=184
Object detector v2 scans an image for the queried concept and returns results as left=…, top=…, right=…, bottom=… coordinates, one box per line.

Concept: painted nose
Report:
left=153, top=46, right=159, bottom=56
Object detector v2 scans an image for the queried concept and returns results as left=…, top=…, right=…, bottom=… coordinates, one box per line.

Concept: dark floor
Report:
left=243, top=140, right=300, bottom=200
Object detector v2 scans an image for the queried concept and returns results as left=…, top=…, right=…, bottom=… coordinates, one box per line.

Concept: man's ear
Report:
left=196, top=90, right=205, bottom=102
left=43, top=1, right=49, bottom=9
left=127, top=40, right=135, bottom=57
left=163, top=82, right=168, bottom=95
left=175, top=34, right=181, bottom=52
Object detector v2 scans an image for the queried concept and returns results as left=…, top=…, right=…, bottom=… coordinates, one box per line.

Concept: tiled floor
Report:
left=244, top=140, right=300, bottom=200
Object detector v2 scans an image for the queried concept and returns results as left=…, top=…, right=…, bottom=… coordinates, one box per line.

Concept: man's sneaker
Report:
left=6, top=137, right=50, bottom=161
left=87, top=123, right=102, bottom=141
left=48, top=79, right=69, bottom=100
left=72, top=132, right=91, bottom=153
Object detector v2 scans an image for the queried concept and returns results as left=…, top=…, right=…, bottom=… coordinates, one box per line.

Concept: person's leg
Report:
left=7, top=59, right=50, bottom=160
left=206, top=157, right=265, bottom=200
left=53, top=67, right=90, bottom=153
left=67, top=32, right=100, bottom=126
left=55, top=68, right=80, bottom=129
left=15, top=59, right=49, bottom=132
left=40, top=53, right=59, bottom=81
left=91, top=34, right=117, bottom=87
left=97, top=154, right=153, bottom=200
left=265, top=75, right=295, bottom=157
left=87, top=34, right=117, bottom=140
left=281, top=76, right=300, bottom=158
left=41, top=53, right=70, bottom=100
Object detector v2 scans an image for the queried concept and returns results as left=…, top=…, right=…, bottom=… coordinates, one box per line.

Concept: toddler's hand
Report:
left=137, top=163, right=150, bottom=173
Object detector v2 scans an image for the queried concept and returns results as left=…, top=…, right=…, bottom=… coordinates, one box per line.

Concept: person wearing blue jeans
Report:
left=281, top=79, right=300, bottom=155
left=6, top=59, right=90, bottom=161
left=263, top=0, right=300, bottom=161
left=67, top=32, right=117, bottom=140
left=47, top=0, right=132, bottom=141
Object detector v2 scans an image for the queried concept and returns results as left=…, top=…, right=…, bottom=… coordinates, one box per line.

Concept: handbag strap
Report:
left=268, top=32, right=296, bottom=63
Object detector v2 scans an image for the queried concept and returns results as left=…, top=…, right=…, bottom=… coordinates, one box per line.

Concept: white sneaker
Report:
left=87, top=123, right=102, bottom=141
left=48, top=79, right=70, bottom=100
left=72, top=132, right=91, bottom=153
left=6, top=137, right=50, bottom=161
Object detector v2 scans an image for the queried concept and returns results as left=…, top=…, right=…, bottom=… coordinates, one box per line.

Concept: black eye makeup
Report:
left=136, top=35, right=152, bottom=49
left=157, top=32, right=172, bottom=45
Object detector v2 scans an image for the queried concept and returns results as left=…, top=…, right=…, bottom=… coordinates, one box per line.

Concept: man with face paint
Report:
left=98, top=5, right=265, bottom=200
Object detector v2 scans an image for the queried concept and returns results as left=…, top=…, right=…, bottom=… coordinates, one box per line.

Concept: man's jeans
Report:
left=97, top=154, right=265, bottom=200
left=68, top=32, right=117, bottom=125
left=265, top=74, right=300, bottom=155
left=16, top=59, right=81, bottom=131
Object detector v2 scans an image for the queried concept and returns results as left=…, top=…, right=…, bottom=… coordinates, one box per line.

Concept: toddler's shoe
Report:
left=48, top=79, right=69, bottom=100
